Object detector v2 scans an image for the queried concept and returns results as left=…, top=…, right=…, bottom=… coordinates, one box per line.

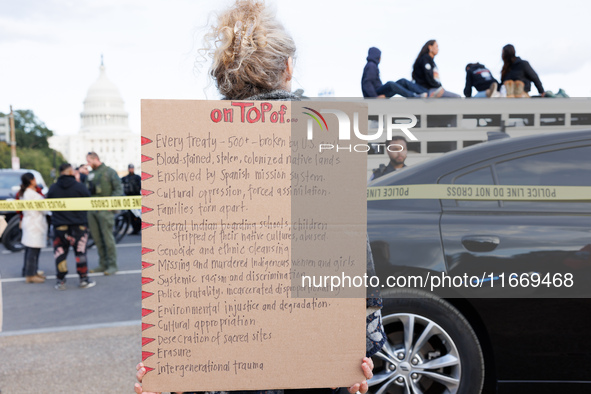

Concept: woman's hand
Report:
left=134, top=362, right=162, bottom=394
left=333, top=357, right=374, bottom=394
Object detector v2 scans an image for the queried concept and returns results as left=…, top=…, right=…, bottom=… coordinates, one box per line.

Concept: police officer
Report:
left=86, top=152, right=123, bottom=275
left=370, top=136, right=408, bottom=181
left=122, top=163, right=142, bottom=234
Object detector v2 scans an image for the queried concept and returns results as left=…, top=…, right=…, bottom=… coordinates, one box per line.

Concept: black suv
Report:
left=367, top=130, right=591, bottom=394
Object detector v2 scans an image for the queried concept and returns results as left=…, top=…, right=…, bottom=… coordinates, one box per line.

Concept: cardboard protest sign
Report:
left=141, top=100, right=367, bottom=393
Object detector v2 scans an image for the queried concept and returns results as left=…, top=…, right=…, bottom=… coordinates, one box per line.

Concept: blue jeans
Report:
left=377, top=78, right=426, bottom=98
left=426, top=87, right=461, bottom=98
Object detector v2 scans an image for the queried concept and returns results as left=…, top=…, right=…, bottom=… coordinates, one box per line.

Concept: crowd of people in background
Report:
left=17, top=152, right=140, bottom=289
left=362, top=40, right=566, bottom=99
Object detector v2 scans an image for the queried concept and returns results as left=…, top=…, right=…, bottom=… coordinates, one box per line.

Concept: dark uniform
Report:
left=370, top=162, right=407, bottom=181
left=122, top=168, right=142, bottom=234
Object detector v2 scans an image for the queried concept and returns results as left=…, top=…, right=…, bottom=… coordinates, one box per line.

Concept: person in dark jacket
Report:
left=501, top=44, right=545, bottom=97
left=362, top=47, right=427, bottom=98
left=464, top=63, right=498, bottom=98
left=369, top=136, right=408, bottom=181
left=121, top=163, right=142, bottom=234
left=412, top=40, right=460, bottom=98
left=46, top=163, right=95, bottom=290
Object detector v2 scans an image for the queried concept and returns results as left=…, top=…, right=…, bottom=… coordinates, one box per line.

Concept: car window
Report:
left=453, top=166, right=497, bottom=208
left=0, top=174, right=22, bottom=189
left=496, top=146, right=591, bottom=187
left=495, top=145, right=591, bottom=210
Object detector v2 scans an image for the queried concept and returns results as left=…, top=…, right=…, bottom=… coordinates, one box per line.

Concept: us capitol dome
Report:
left=49, top=58, right=141, bottom=173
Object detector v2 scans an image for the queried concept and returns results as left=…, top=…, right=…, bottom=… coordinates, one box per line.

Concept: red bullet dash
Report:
left=141, top=154, right=153, bottom=163
left=141, top=172, right=153, bottom=181
left=141, top=308, right=154, bottom=317
left=141, top=291, right=154, bottom=299
left=142, top=351, right=154, bottom=361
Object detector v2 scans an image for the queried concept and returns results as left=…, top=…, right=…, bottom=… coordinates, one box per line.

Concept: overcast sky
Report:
left=1, top=0, right=590, bottom=136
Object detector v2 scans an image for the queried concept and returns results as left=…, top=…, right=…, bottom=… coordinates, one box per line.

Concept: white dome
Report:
left=79, top=62, right=131, bottom=133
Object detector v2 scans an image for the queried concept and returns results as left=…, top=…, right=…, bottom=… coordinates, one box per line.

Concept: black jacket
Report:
left=46, top=175, right=91, bottom=226
left=464, top=63, right=498, bottom=97
left=371, top=162, right=407, bottom=181
left=122, top=173, right=142, bottom=196
left=361, top=47, right=383, bottom=97
left=501, top=57, right=544, bottom=94
left=412, top=53, right=440, bottom=89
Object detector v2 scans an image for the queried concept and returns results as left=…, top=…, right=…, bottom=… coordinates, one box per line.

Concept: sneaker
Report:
left=104, top=267, right=118, bottom=276
left=429, top=87, right=444, bottom=98
left=418, top=92, right=428, bottom=98
left=486, top=82, right=498, bottom=98
left=26, top=275, right=45, bottom=284
left=556, top=88, right=569, bottom=98
left=55, top=280, right=66, bottom=291
left=79, top=279, right=96, bottom=289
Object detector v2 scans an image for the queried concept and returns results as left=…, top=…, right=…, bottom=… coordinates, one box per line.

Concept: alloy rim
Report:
left=369, top=313, right=461, bottom=394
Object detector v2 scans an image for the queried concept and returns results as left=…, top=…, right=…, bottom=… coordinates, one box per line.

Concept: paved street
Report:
left=0, top=234, right=143, bottom=393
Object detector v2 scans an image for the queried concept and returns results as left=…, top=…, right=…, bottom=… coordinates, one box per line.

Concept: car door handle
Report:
left=461, top=236, right=500, bottom=252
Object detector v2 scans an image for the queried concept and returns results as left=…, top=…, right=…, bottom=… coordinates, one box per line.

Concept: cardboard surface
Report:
left=141, top=100, right=366, bottom=392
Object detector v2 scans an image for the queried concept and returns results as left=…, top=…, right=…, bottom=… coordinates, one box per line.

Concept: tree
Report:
left=13, top=110, right=54, bottom=150
left=0, top=110, right=65, bottom=183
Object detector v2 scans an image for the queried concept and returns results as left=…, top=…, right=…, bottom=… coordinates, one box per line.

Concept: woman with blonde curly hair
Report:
left=135, top=2, right=380, bottom=393
left=201, top=0, right=298, bottom=101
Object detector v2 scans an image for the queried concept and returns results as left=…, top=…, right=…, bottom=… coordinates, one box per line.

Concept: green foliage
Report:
left=0, top=110, right=65, bottom=184
left=14, top=109, right=54, bottom=150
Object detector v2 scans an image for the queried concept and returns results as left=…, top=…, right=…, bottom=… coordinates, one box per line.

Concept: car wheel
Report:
left=369, top=290, right=484, bottom=394
left=2, top=215, right=24, bottom=252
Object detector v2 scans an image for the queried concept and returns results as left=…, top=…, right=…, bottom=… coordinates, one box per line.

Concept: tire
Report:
left=2, top=215, right=24, bottom=252
left=113, top=211, right=130, bottom=243
left=369, top=289, right=484, bottom=394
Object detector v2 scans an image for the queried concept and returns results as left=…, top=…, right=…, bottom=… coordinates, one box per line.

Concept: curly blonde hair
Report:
left=202, top=0, right=296, bottom=100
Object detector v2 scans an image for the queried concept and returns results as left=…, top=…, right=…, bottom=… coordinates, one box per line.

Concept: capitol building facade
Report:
left=49, top=62, right=140, bottom=174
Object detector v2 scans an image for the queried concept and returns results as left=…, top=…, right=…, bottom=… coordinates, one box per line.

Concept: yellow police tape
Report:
left=0, top=185, right=589, bottom=211
left=0, top=196, right=142, bottom=211
left=367, top=184, right=591, bottom=201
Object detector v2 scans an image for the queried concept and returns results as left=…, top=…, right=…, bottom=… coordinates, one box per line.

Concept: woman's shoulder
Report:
left=23, top=188, right=43, bottom=200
